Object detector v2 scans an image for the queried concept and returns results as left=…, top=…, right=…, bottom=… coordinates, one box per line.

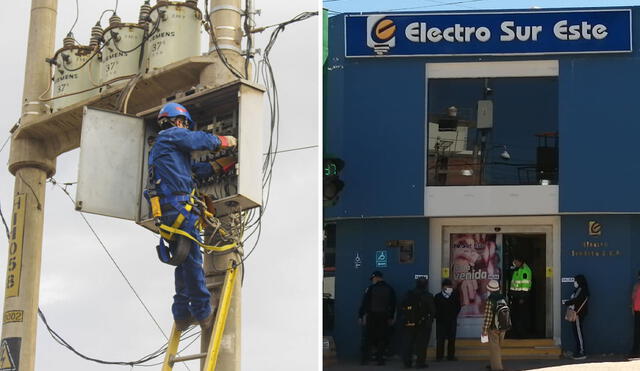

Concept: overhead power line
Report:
left=48, top=178, right=168, bottom=342
left=39, top=307, right=199, bottom=368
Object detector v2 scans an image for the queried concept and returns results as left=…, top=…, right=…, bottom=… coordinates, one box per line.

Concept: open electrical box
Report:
left=75, top=80, right=265, bottom=232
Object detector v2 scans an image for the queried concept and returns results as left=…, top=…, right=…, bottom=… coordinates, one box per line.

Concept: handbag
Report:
left=564, top=297, right=588, bottom=322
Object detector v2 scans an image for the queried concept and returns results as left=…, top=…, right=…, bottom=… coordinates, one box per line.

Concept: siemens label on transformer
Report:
left=345, top=9, right=632, bottom=57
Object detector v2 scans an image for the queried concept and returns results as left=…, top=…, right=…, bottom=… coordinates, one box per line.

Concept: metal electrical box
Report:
left=76, top=80, right=265, bottom=232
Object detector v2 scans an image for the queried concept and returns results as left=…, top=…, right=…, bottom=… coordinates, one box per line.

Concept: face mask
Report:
left=444, top=287, right=453, bottom=295
left=574, top=281, right=579, bottom=289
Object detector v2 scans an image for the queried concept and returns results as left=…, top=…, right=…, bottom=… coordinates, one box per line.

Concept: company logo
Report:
left=367, top=16, right=396, bottom=55
left=588, top=221, right=602, bottom=236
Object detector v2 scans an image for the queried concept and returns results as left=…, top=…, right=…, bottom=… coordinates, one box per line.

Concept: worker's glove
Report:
left=210, top=156, right=237, bottom=175
left=217, top=135, right=237, bottom=150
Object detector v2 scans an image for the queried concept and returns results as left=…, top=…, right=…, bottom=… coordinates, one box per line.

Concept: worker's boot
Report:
left=175, top=316, right=196, bottom=331
left=199, top=309, right=217, bottom=329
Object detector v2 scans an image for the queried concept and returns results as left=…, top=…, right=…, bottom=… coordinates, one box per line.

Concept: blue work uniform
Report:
left=148, top=126, right=221, bottom=321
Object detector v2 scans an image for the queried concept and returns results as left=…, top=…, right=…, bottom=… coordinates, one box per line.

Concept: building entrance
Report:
left=441, top=224, right=554, bottom=339
left=502, top=233, right=546, bottom=339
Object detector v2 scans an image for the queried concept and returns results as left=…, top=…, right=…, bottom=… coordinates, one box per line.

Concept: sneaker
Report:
left=572, top=353, right=586, bottom=360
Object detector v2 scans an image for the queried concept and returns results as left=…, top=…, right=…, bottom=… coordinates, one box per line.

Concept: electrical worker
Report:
left=509, top=256, right=532, bottom=338
left=147, top=102, right=236, bottom=331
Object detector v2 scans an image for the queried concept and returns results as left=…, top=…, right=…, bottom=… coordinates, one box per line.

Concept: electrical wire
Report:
left=48, top=178, right=169, bottom=342
left=263, top=144, right=318, bottom=155
left=38, top=307, right=199, bottom=368
left=244, top=0, right=254, bottom=78
left=0, top=201, right=9, bottom=240
left=0, top=135, right=10, bottom=153
left=204, top=0, right=246, bottom=79
left=17, top=173, right=42, bottom=210
left=68, top=0, right=80, bottom=36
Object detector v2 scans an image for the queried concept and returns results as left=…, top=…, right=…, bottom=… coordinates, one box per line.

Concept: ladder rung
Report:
left=171, top=353, right=207, bottom=363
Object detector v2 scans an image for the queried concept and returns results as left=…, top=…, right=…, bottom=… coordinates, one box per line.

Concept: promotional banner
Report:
left=450, top=233, right=502, bottom=319
left=345, top=9, right=632, bottom=57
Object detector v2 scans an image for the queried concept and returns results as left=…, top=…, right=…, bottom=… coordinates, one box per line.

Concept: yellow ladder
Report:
left=161, top=263, right=239, bottom=371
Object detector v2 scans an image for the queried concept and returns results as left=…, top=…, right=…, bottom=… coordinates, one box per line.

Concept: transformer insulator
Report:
left=63, top=33, right=75, bottom=48
left=89, top=22, right=103, bottom=48
left=138, top=1, right=152, bottom=24
left=109, top=13, right=122, bottom=27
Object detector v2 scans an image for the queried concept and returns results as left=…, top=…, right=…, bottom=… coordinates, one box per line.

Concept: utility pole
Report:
left=201, top=1, right=245, bottom=370
left=2, top=1, right=58, bottom=370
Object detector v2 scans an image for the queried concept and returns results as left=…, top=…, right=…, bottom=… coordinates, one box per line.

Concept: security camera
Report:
left=485, top=87, right=493, bottom=96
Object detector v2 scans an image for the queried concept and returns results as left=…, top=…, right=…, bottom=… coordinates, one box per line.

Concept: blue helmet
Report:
left=157, top=102, right=194, bottom=129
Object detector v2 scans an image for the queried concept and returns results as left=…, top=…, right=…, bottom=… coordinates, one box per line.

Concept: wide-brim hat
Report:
left=487, top=280, right=500, bottom=292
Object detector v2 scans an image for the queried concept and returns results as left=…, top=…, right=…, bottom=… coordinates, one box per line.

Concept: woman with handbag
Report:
left=564, top=274, right=589, bottom=360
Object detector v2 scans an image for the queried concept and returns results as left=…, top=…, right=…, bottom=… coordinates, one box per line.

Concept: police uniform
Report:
left=359, top=279, right=396, bottom=365
left=509, top=262, right=532, bottom=338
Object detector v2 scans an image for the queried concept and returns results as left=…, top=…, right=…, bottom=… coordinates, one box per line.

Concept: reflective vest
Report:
left=510, top=263, right=532, bottom=292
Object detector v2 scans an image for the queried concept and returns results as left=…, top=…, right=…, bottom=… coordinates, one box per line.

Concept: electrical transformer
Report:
left=75, top=80, right=264, bottom=233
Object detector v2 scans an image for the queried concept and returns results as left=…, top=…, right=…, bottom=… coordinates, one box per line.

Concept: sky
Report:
left=0, top=1, right=319, bottom=371
left=324, top=0, right=640, bottom=13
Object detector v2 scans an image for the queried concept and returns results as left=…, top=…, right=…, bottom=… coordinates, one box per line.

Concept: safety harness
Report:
left=148, top=167, right=237, bottom=266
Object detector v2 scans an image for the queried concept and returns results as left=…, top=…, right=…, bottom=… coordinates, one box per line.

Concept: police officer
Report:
left=401, top=277, right=435, bottom=369
left=148, top=102, right=236, bottom=331
left=359, top=271, right=396, bottom=365
left=509, top=256, right=532, bottom=338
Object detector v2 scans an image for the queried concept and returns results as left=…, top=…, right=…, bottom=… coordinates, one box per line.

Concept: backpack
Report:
left=403, top=290, right=431, bottom=326
left=493, top=298, right=512, bottom=331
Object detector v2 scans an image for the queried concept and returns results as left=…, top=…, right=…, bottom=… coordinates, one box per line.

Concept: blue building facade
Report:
left=325, top=7, right=640, bottom=359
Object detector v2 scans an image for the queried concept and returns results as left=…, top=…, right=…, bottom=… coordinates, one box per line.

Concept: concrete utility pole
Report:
left=201, top=1, right=245, bottom=370
left=2, top=1, right=58, bottom=370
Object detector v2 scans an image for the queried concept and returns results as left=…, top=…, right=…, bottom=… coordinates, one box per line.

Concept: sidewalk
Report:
left=325, top=357, right=640, bottom=371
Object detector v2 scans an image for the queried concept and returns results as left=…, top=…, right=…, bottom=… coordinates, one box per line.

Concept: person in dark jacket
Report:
left=400, top=277, right=436, bottom=369
left=565, top=274, right=589, bottom=360
left=434, top=278, right=461, bottom=361
left=359, top=271, right=396, bottom=365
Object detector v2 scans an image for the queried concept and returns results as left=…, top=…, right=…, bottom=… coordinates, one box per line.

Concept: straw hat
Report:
left=487, top=280, right=500, bottom=292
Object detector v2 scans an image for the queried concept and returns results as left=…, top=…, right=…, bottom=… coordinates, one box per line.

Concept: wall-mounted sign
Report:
left=376, top=250, right=388, bottom=268
left=387, top=240, right=415, bottom=264
left=345, top=9, right=632, bottom=57
left=588, top=221, right=602, bottom=236
left=561, top=277, right=575, bottom=283
left=545, top=267, right=553, bottom=278
left=442, top=267, right=450, bottom=278
left=414, top=274, right=428, bottom=280
left=354, top=252, right=362, bottom=269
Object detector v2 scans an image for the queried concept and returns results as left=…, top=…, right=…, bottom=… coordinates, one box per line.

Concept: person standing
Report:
left=400, top=277, right=435, bottom=369
left=565, top=274, right=589, bottom=360
left=147, top=102, right=236, bottom=331
left=630, top=271, right=640, bottom=358
left=509, top=256, right=532, bottom=338
left=359, top=271, right=396, bottom=365
left=434, top=278, right=461, bottom=361
left=483, top=280, right=507, bottom=371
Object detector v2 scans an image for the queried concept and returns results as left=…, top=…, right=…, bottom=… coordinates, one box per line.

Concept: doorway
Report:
left=438, top=222, right=555, bottom=339
left=503, top=233, right=546, bottom=339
